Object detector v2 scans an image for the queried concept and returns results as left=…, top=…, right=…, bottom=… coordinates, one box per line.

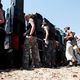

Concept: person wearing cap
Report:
left=64, top=27, right=77, bottom=66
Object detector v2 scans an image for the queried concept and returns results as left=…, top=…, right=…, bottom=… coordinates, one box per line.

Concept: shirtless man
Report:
left=64, top=27, right=77, bottom=66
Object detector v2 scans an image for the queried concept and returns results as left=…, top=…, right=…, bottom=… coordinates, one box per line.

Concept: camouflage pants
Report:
left=22, top=36, right=40, bottom=68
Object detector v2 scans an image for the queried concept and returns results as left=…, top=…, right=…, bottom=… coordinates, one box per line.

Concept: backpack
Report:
left=34, top=13, right=44, bottom=39
left=34, top=13, right=43, bottom=32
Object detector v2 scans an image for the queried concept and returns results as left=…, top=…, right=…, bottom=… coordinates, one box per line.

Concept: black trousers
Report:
left=0, top=29, right=6, bottom=52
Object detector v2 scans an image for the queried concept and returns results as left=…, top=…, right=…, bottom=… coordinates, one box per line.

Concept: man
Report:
left=42, top=21, right=55, bottom=67
left=0, top=3, right=6, bottom=52
left=42, top=21, right=49, bottom=47
left=23, top=14, right=40, bottom=69
left=64, top=27, right=77, bottom=66
left=0, top=3, right=4, bottom=24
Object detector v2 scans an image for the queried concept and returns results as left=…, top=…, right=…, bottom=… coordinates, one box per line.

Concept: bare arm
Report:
left=0, top=9, right=4, bottom=24
left=64, top=32, right=74, bottom=40
left=44, top=26, right=49, bottom=40
left=29, top=18, right=35, bottom=36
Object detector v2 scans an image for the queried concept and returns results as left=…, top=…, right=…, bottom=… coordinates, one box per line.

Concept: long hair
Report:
left=25, top=14, right=35, bottom=22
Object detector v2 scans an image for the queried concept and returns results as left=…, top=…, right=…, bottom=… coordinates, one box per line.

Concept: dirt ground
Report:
left=0, top=66, right=80, bottom=80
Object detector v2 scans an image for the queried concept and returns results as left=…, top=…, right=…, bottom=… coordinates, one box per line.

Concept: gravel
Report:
left=0, top=66, right=80, bottom=80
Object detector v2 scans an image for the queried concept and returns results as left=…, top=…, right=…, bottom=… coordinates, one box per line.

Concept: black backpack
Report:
left=34, top=13, right=44, bottom=39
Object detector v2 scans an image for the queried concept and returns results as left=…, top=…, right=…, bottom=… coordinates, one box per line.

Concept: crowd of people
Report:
left=0, top=2, right=80, bottom=69
left=23, top=14, right=63, bottom=69
left=23, top=13, right=80, bottom=69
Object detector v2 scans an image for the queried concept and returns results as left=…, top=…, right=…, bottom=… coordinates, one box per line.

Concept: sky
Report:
left=2, top=0, right=80, bottom=36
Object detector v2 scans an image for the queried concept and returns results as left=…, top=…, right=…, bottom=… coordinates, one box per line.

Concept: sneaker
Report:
left=69, top=61, right=73, bottom=67
left=73, top=61, right=77, bottom=66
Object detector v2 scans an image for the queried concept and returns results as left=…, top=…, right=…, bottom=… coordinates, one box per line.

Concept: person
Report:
left=23, top=14, right=40, bottom=69
left=41, top=21, right=49, bottom=67
left=42, top=21, right=55, bottom=67
left=64, top=27, right=77, bottom=66
left=72, top=35, right=80, bottom=64
left=0, top=3, right=6, bottom=52
left=0, top=3, right=4, bottom=24
left=42, top=21, right=49, bottom=47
